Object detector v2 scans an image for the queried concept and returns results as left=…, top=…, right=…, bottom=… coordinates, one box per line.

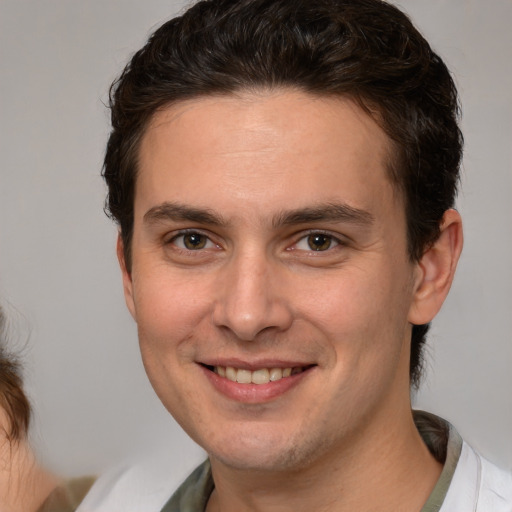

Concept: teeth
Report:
left=269, top=368, right=282, bottom=381
left=236, top=369, right=252, bottom=384
left=214, top=366, right=303, bottom=384
left=226, top=366, right=237, bottom=381
left=251, top=369, right=270, bottom=384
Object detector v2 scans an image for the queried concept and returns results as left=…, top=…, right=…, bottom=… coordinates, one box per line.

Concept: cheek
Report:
left=132, top=273, right=209, bottom=408
left=132, top=269, right=215, bottom=354
left=127, top=257, right=196, bottom=406
left=295, top=269, right=388, bottom=336
left=299, top=264, right=412, bottom=367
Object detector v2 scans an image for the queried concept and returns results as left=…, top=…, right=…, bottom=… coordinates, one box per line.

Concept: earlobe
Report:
left=117, top=233, right=137, bottom=320
left=408, top=209, right=463, bottom=325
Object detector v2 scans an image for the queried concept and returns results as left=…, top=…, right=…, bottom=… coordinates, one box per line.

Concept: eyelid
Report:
left=289, top=229, right=346, bottom=252
left=164, top=228, right=347, bottom=252
left=166, top=228, right=220, bottom=250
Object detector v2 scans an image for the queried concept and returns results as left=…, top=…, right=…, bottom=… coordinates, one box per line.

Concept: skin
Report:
left=119, top=90, right=463, bottom=511
left=0, top=408, right=58, bottom=512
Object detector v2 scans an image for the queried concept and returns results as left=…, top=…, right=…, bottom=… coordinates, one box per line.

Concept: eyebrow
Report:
left=143, top=201, right=374, bottom=229
left=143, top=202, right=228, bottom=226
left=272, top=203, right=374, bottom=228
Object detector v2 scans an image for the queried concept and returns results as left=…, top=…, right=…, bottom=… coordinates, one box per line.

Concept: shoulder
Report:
left=38, top=476, right=96, bottom=512
left=442, top=440, right=512, bottom=511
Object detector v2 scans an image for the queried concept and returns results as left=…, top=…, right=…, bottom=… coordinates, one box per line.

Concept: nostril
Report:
left=211, top=273, right=294, bottom=341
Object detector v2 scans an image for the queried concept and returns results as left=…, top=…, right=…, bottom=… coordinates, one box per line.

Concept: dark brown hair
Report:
left=103, top=0, right=463, bottom=387
left=0, top=307, right=31, bottom=441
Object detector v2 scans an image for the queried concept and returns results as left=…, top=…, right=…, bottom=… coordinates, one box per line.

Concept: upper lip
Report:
left=198, top=358, right=316, bottom=371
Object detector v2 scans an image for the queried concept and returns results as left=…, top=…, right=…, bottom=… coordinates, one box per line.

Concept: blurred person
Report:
left=0, top=306, right=94, bottom=511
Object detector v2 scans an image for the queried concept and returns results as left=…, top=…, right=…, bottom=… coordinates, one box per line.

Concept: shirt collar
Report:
left=161, top=410, right=463, bottom=512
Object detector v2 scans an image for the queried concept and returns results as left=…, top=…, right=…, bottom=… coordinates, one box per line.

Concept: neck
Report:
left=0, top=433, right=58, bottom=512
left=207, top=406, right=442, bottom=512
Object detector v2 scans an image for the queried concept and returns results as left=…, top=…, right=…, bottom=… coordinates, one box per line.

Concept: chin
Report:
left=204, top=427, right=325, bottom=473
left=211, top=448, right=297, bottom=473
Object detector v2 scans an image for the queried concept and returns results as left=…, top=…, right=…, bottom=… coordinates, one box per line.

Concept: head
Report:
left=0, top=307, right=30, bottom=442
left=103, top=0, right=462, bottom=390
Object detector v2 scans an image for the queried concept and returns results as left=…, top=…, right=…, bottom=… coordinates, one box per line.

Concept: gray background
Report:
left=0, top=0, right=510, bottom=481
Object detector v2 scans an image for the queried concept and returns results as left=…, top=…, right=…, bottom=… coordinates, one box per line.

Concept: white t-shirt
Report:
left=77, top=414, right=512, bottom=512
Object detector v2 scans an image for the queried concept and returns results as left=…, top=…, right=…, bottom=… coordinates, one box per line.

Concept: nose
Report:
left=212, top=251, right=293, bottom=341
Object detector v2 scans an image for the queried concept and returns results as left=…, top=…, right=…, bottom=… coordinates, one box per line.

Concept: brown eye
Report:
left=183, top=233, right=208, bottom=250
left=171, top=232, right=213, bottom=250
left=307, top=234, right=333, bottom=251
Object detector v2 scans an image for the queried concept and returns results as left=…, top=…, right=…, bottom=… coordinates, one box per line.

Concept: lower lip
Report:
left=201, top=366, right=312, bottom=404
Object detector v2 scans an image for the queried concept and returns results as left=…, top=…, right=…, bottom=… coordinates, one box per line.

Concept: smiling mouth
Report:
left=202, top=365, right=313, bottom=385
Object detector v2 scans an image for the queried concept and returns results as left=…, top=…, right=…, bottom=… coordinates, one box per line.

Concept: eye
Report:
left=295, top=233, right=340, bottom=252
left=170, top=232, right=215, bottom=250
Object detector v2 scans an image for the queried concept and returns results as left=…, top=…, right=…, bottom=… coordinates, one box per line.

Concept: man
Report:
left=79, top=0, right=512, bottom=510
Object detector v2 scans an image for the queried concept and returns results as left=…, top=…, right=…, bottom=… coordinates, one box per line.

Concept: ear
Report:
left=408, top=209, right=463, bottom=325
left=117, top=233, right=137, bottom=320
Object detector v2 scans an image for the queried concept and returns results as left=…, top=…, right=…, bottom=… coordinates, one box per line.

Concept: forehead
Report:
left=136, top=90, right=399, bottom=222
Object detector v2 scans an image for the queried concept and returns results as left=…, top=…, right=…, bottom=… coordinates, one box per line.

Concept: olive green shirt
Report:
left=37, top=476, right=96, bottom=512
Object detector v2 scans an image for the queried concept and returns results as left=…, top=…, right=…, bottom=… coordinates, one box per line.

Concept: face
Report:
left=121, top=91, right=423, bottom=472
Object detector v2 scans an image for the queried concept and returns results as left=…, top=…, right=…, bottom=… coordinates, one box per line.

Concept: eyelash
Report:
left=165, top=229, right=345, bottom=254
left=290, top=230, right=344, bottom=253
left=166, top=229, right=218, bottom=252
